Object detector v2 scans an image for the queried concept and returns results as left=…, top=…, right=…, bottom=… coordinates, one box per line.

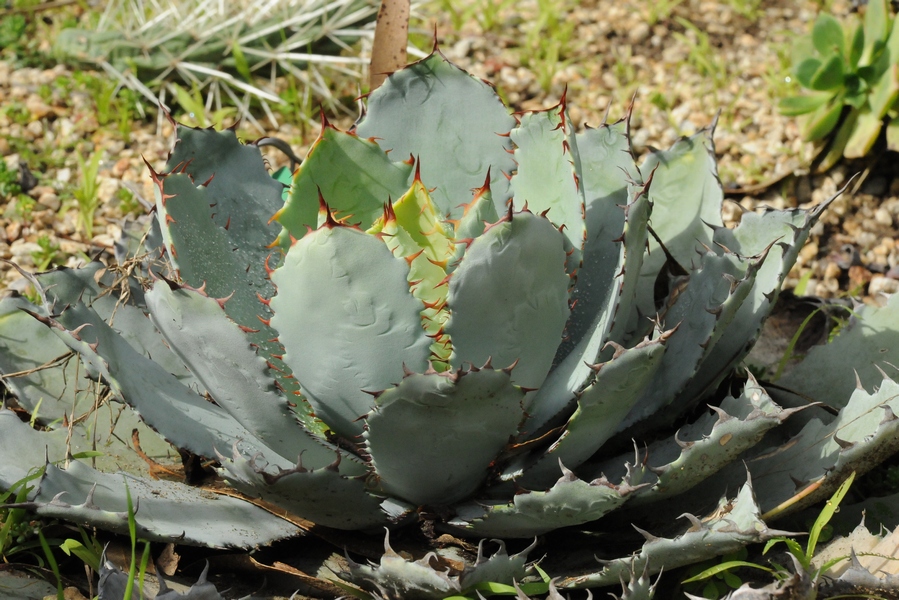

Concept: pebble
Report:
left=37, top=192, right=61, bottom=211
left=5, top=222, right=21, bottom=243
left=824, top=261, right=842, bottom=281
left=26, top=120, right=43, bottom=138
left=25, top=94, right=53, bottom=120
left=798, top=241, right=818, bottom=265
left=112, top=157, right=131, bottom=178
left=869, top=275, right=899, bottom=297
left=628, top=22, right=651, bottom=43
left=28, top=185, right=53, bottom=199
left=98, top=178, right=119, bottom=203
left=9, top=240, right=41, bottom=265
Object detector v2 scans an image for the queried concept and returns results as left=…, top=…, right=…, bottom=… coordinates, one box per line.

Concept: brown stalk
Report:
left=369, top=0, right=410, bottom=91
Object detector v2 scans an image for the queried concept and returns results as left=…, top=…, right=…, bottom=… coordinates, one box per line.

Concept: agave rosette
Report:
left=6, top=48, right=899, bottom=596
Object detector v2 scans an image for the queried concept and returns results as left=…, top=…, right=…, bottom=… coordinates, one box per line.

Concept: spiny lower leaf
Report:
left=450, top=466, right=640, bottom=538
left=515, top=335, right=668, bottom=489
left=7, top=457, right=300, bottom=548
left=145, top=281, right=357, bottom=472
left=47, top=304, right=279, bottom=462
left=775, top=291, right=899, bottom=411
left=218, top=446, right=392, bottom=530
left=364, top=368, right=526, bottom=506
left=748, top=376, right=899, bottom=516
left=343, top=532, right=533, bottom=599
left=596, top=376, right=803, bottom=505
left=555, top=480, right=778, bottom=589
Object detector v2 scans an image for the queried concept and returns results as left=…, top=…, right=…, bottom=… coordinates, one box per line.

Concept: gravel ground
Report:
left=1, top=1, right=898, bottom=295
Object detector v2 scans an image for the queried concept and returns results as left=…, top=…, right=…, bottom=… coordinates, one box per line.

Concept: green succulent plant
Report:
left=4, top=47, right=899, bottom=599
left=779, top=0, right=899, bottom=171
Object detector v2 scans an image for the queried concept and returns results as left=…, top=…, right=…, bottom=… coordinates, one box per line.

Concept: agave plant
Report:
left=3, top=46, right=899, bottom=599
left=53, top=0, right=382, bottom=128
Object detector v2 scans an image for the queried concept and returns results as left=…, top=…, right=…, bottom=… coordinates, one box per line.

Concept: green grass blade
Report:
left=122, top=481, right=139, bottom=600
left=38, top=529, right=64, bottom=600
left=807, top=472, right=855, bottom=562
left=682, top=560, right=774, bottom=584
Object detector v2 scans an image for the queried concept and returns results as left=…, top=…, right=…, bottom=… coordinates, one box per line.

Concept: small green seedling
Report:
left=30, top=235, right=61, bottom=272
left=59, top=527, right=104, bottom=573
left=74, top=150, right=103, bottom=240
left=171, top=83, right=237, bottom=129
left=0, top=468, right=44, bottom=560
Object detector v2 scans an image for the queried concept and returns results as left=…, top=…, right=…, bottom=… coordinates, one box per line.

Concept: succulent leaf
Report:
left=517, top=335, right=668, bottom=488
left=634, top=128, right=723, bottom=320
left=355, top=51, right=517, bottom=214
left=99, top=557, right=223, bottom=600
left=682, top=200, right=834, bottom=404
left=6, top=459, right=299, bottom=548
left=35, top=264, right=197, bottom=387
left=749, top=376, right=899, bottom=515
left=602, top=376, right=803, bottom=504
left=445, top=210, right=570, bottom=396
left=0, top=295, right=95, bottom=421
left=675, top=195, right=836, bottom=404
left=609, top=560, right=660, bottom=600
left=452, top=176, right=500, bottom=250
left=450, top=466, right=638, bottom=537
left=526, top=177, right=651, bottom=433
left=509, top=101, right=587, bottom=269
left=144, top=281, right=345, bottom=469
left=270, top=224, right=432, bottom=438
left=165, top=126, right=286, bottom=235
left=218, top=446, right=391, bottom=530
left=776, top=289, right=899, bottom=410
left=0, top=296, right=180, bottom=477
left=0, top=411, right=298, bottom=549
left=342, top=531, right=533, bottom=600
left=155, top=128, right=298, bottom=401
left=556, top=480, right=777, bottom=589
left=620, top=250, right=759, bottom=431
left=368, top=176, right=456, bottom=367
left=566, top=119, right=644, bottom=353
left=363, top=368, right=526, bottom=506
left=276, top=124, right=413, bottom=245
left=47, top=304, right=274, bottom=461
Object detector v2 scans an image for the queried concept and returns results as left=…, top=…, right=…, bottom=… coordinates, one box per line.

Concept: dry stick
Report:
left=0, top=352, right=73, bottom=381
left=369, top=0, right=410, bottom=91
